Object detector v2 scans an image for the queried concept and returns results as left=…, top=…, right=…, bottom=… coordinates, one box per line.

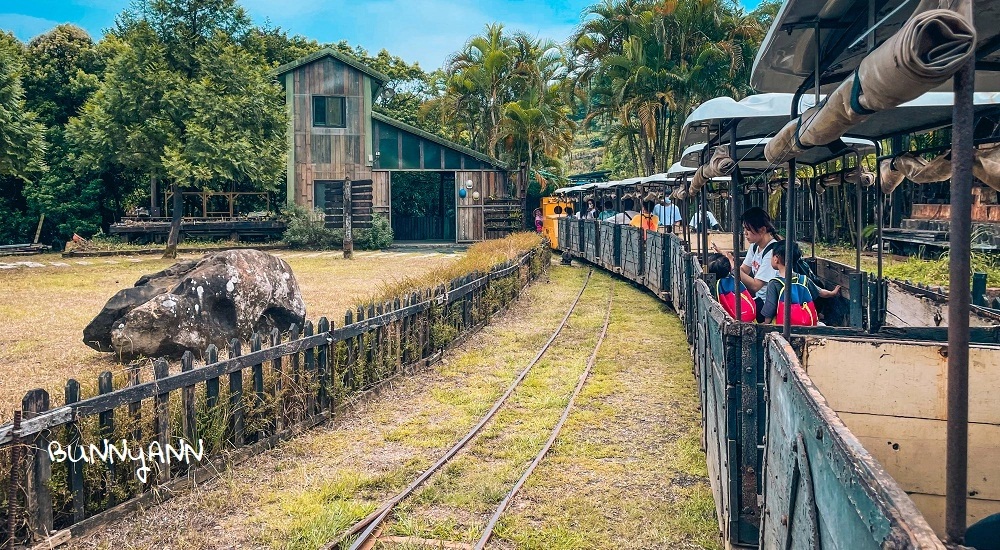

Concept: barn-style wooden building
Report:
left=275, top=49, right=522, bottom=242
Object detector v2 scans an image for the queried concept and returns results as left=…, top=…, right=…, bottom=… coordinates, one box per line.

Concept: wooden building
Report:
left=274, top=49, right=521, bottom=242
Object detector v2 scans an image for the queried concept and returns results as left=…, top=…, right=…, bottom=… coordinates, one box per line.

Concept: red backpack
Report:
left=774, top=275, right=819, bottom=326
left=717, top=276, right=756, bottom=322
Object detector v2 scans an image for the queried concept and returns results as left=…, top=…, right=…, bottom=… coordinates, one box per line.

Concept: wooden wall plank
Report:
left=803, top=339, right=1000, bottom=424
left=907, top=493, right=997, bottom=538
left=840, top=412, right=1000, bottom=499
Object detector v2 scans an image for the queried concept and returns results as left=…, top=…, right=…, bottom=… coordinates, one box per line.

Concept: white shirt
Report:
left=742, top=238, right=780, bottom=299
left=689, top=211, right=719, bottom=229
left=608, top=210, right=638, bottom=224
left=652, top=203, right=682, bottom=226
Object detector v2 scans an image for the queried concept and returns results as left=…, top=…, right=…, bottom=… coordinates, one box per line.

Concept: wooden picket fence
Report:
left=0, top=246, right=550, bottom=548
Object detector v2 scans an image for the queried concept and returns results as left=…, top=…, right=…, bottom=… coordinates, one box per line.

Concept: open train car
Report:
left=557, top=91, right=1000, bottom=550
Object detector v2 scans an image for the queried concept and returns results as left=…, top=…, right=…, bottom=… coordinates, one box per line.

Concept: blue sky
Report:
left=0, top=0, right=762, bottom=71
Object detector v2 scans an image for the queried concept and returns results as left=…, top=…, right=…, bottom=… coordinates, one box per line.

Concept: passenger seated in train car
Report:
left=690, top=209, right=721, bottom=233
left=652, top=197, right=682, bottom=232
left=760, top=242, right=840, bottom=325
left=608, top=198, right=638, bottom=224
left=723, top=207, right=780, bottom=321
left=598, top=200, right=616, bottom=221
left=707, top=252, right=757, bottom=322
left=629, top=201, right=659, bottom=238
left=584, top=199, right=597, bottom=219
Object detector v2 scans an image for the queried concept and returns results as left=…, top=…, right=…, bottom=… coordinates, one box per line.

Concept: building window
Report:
left=313, top=96, right=346, bottom=128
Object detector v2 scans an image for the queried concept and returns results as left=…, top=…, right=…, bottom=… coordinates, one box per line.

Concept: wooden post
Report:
left=270, top=328, right=284, bottom=432
left=357, top=307, right=367, bottom=386
left=64, top=380, right=85, bottom=524
left=251, top=333, right=264, bottom=441
left=97, top=372, right=116, bottom=506
left=344, top=311, right=354, bottom=391
left=343, top=176, right=353, bottom=259
left=22, top=389, right=52, bottom=539
left=127, top=367, right=142, bottom=485
left=317, top=318, right=330, bottom=412
left=205, top=345, right=220, bottom=411
left=152, top=359, right=170, bottom=484
left=303, top=321, right=315, bottom=416
left=228, top=339, right=244, bottom=446
left=181, top=352, right=197, bottom=449
left=289, top=324, right=301, bottom=420
left=32, top=215, right=44, bottom=245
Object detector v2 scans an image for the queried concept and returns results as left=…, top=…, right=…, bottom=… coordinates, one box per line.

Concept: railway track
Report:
left=321, top=268, right=615, bottom=550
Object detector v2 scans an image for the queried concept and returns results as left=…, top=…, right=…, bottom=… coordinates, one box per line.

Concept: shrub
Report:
left=355, top=214, right=393, bottom=250
left=282, top=205, right=341, bottom=249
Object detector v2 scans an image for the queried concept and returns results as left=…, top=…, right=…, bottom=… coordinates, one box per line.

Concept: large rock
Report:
left=84, top=250, right=306, bottom=358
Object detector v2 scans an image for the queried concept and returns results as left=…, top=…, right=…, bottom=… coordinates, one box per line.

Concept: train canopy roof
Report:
left=682, top=92, right=1000, bottom=149
left=750, top=0, right=1000, bottom=95
left=679, top=94, right=818, bottom=149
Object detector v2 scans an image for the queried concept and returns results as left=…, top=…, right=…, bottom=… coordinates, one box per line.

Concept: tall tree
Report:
left=571, top=0, right=771, bottom=177
left=0, top=31, right=46, bottom=245
left=74, top=0, right=287, bottom=258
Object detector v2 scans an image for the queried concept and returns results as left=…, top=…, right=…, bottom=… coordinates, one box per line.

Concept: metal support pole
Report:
left=783, top=92, right=803, bottom=340
left=784, top=159, right=796, bottom=340
left=701, top=186, right=709, bottom=269
left=875, top=141, right=884, bottom=332
left=945, top=57, right=974, bottom=545
left=730, top=128, right=742, bottom=322
left=811, top=178, right=817, bottom=259
left=855, top=150, right=863, bottom=272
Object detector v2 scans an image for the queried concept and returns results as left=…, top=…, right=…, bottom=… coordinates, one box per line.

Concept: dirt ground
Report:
left=67, top=266, right=720, bottom=550
left=0, top=249, right=461, bottom=422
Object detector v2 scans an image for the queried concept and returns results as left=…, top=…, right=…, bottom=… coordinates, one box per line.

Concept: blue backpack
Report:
left=774, top=274, right=819, bottom=326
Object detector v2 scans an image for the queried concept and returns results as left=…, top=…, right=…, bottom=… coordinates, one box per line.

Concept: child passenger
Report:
left=707, top=252, right=756, bottom=322
left=760, top=242, right=840, bottom=325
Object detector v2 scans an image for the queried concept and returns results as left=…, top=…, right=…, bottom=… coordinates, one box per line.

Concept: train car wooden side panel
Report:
left=760, top=335, right=945, bottom=550
left=799, top=338, right=1000, bottom=538
left=583, top=220, right=599, bottom=263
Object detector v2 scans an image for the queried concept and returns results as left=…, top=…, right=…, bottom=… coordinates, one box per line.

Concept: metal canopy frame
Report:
left=750, top=0, right=1000, bottom=542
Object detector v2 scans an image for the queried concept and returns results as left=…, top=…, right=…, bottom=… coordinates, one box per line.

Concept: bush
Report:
left=355, top=214, right=393, bottom=250
left=282, top=205, right=342, bottom=249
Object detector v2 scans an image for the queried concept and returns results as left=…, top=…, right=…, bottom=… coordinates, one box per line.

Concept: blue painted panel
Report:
left=761, top=335, right=944, bottom=550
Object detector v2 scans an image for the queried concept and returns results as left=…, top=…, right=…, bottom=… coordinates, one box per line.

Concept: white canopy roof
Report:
left=679, top=94, right=818, bottom=149
left=681, top=92, right=1000, bottom=151
left=751, top=0, right=1000, bottom=95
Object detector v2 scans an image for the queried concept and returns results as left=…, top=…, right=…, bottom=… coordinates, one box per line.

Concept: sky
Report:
left=1, top=0, right=764, bottom=71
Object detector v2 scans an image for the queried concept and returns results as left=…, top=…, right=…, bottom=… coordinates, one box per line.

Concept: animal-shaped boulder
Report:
left=84, top=249, right=306, bottom=358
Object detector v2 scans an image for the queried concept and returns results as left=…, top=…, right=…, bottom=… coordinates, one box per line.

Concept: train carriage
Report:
left=551, top=3, right=1000, bottom=540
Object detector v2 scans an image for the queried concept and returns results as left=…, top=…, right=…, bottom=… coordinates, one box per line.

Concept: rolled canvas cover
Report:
left=687, top=147, right=736, bottom=196
left=878, top=146, right=1000, bottom=193
left=974, top=144, right=1000, bottom=191
left=764, top=7, right=975, bottom=164
left=879, top=153, right=953, bottom=193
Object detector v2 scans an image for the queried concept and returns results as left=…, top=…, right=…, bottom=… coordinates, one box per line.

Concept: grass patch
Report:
left=0, top=250, right=459, bottom=422
left=813, top=243, right=1000, bottom=287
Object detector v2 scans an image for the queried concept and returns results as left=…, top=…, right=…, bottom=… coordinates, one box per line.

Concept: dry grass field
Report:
left=69, top=266, right=720, bottom=550
left=0, top=249, right=462, bottom=422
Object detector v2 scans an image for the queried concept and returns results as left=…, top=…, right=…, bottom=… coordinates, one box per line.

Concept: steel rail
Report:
left=325, top=268, right=595, bottom=550
left=474, top=279, right=615, bottom=550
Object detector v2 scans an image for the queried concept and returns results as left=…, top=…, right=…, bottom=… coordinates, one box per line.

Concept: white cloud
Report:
left=0, top=13, right=63, bottom=42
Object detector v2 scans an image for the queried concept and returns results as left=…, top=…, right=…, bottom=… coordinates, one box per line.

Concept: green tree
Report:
left=571, top=0, right=771, bottom=176
left=0, top=31, right=47, bottom=245
left=73, top=0, right=288, bottom=258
